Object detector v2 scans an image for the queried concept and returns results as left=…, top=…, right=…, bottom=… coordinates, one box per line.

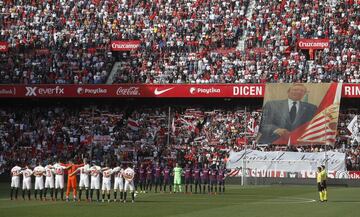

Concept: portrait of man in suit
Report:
left=258, top=84, right=318, bottom=144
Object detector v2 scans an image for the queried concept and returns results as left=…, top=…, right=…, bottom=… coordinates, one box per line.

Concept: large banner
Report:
left=0, top=84, right=264, bottom=98
left=226, top=150, right=346, bottom=173
left=111, top=40, right=141, bottom=51
left=258, top=83, right=342, bottom=145
left=227, top=169, right=360, bottom=179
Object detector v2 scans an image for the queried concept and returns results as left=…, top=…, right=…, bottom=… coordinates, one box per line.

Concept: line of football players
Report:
left=10, top=158, right=136, bottom=203
left=10, top=160, right=226, bottom=202
left=135, top=163, right=227, bottom=195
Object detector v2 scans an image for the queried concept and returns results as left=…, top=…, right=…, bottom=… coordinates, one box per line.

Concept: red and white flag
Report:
left=228, top=169, right=240, bottom=177
left=247, top=117, right=257, bottom=135
left=127, top=118, right=139, bottom=131
left=272, top=83, right=342, bottom=145
left=297, top=83, right=342, bottom=144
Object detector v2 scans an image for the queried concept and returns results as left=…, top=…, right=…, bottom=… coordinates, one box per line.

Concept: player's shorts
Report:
left=45, top=177, right=54, bottom=188
left=146, top=178, right=153, bottom=184
left=102, top=179, right=111, bottom=191
left=11, top=176, right=20, bottom=188
left=34, top=177, right=44, bottom=190
left=322, top=181, right=327, bottom=189
left=201, top=179, right=209, bottom=185
left=154, top=177, right=162, bottom=185
left=210, top=179, right=217, bottom=185
left=124, top=180, right=135, bottom=192
left=55, top=175, right=64, bottom=189
left=173, top=177, right=181, bottom=185
left=217, top=180, right=225, bottom=186
left=91, top=179, right=100, bottom=190
left=193, top=179, right=201, bottom=185
left=185, top=177, right=192, bottom=185
left=79, top=177, right=89, bottom=188
left=114, top=178, right=124, bottom=191
left=317, top=183, right=323, bottom=191
left=22, top=179, right=31, bottom=190
left=163, top=178, right=171, bottom=185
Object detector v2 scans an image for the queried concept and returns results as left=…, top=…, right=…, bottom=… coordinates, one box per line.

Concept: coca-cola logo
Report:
left=25, top=86, right=64, bottom=96
left=116, top=87, right=140, bottom=96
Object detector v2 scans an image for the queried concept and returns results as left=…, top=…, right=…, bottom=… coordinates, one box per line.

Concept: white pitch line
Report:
left=253, top=197, right=316, bottom=204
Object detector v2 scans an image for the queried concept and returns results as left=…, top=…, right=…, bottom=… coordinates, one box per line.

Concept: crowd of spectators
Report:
left=243, top=0, right=360, bottom=83
left=1, top=0, right=358, bottom=84
left=0, top=103, right=359, bottom=174
left=0, top=0, right=117, bottom=84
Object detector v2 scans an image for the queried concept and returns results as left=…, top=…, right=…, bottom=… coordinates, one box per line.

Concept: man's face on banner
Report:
left=287, top=85, right=307, bottom=101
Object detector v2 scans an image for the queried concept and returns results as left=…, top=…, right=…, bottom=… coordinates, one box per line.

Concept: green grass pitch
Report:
left=0, top=183, right=359, bottom=217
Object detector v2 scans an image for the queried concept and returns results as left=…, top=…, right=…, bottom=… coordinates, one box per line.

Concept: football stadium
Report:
left=0, top=0, right=360, bottom=217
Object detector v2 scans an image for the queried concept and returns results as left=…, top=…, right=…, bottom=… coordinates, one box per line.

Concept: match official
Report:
left=317, top=167, right=324, bottom=202
left=321, top=165, right=328, bottom=202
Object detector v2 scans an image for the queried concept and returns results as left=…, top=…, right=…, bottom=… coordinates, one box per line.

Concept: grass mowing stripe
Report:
left=1, top=184, right=360, bottom=217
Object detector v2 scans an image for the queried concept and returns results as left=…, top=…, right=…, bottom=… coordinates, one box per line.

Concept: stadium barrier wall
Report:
left=226, top=177, right=360, bottom=187
left=0, top=83, right=360, bottom=98
left=1, top=174, right=359, bottom=187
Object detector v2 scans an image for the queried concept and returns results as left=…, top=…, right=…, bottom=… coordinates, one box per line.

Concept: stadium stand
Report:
left=0, top=0, right=358, bottom=84
left=0, top=104, right=359, bottom=174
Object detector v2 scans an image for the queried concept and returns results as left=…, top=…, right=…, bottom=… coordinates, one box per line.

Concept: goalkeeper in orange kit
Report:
left=62, top=159, right=84, bottom=201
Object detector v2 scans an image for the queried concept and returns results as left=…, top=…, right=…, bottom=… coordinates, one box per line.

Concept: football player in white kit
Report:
left=101, top=163, right=113, bottom=203
left=69, top=158, right=90, bottom=201
left=123, top=163, right=136, bottom=203
left=21, top=165, right=33, bottom=200
left=53, top=160, right=68, bottom=201
left=33, top=162, right=45, bottom=200
left=89, top=163, right=101, bottom=202
left=44, top=163, right=55, bottom=200
left=10, top=164, right=22, bottom=200
left=112, top=163, right=124, bottom=202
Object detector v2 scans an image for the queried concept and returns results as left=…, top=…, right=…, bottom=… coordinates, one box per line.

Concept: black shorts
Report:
left=154, top=177, right=162, bottom=185
left=163, top=179, right=171, bottom=185
left=193, top=179, right=201, bottom=185
left=185, top=178, right=192, bottom=185
left=317, top=183, right=323, bottom=191
left=202, top=179, right=209, bottom=185
left=210, top=180, right=217, bottom=185
left=217, top=180, right=225, bottom=186
left=322, top=181, right=327, bottom=189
